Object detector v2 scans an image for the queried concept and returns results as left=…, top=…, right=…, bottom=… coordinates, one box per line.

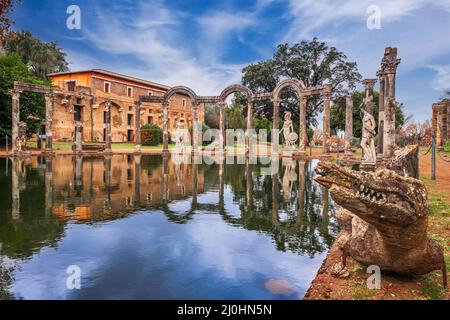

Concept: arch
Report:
left=219, top=84, right=253, bottom=102
left=163, top=86, right=198, bottom=106
left=273, top=78, right=306, bottom=101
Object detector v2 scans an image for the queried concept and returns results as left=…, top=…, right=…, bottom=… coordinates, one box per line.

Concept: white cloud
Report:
left=430, top=64, right=450, bottom=92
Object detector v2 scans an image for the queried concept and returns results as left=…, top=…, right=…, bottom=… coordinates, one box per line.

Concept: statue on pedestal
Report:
left=361, top=107, right=377, bottom=164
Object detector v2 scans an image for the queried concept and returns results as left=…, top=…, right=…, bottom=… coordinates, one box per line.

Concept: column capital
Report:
left=363, top=79, right=377, bottom=90
left=321, top=84, right=332, bottom=99
left=10, top=89, right=22, bottom=98
left=218, top=101, right=227, bottom=108
left=300, top=95, right=308, bottom=104
left=135, top=100, right=142, bottom=107
left=272, top=98, right=281, bottom=106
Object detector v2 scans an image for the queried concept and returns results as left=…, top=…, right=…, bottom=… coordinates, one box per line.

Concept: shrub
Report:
left=141, top=124, right=163, bottom=146
left=444, top=141, right=450, bottom=152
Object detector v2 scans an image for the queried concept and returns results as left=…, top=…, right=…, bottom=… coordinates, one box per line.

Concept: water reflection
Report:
left=0, top=155, right=338, bottom=300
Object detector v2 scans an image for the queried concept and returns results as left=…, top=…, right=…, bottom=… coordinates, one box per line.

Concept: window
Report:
left=148, top=91, right=153, bottom=96
left=104, top=82, right=111, bottom=93
left=67, top=81, right=76, bottom=92
left=148, top=116, right=153, bottom=125
left=103, top=111, right=108, bottom=124
left=127, top=87, right=133, bottom=97
left=74, top=106, right=82, bottom=122
left=182, top=99, right=186, bottom=107
left=128, top=114, right=133, bottom=126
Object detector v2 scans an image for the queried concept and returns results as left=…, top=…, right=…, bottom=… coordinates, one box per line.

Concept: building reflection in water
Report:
left=0, top=155, right=338, bottom=259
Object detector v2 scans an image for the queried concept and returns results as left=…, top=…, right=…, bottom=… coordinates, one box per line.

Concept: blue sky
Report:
left=11, top=0, right=450, bottom=122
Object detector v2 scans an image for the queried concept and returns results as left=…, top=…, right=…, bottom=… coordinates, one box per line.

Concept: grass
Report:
left=420, top=274, right=444, bottom=300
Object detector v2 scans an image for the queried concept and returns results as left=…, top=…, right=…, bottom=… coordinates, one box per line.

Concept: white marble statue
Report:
left=361, top=108, right=377, bottom=163
left=280, top=112, right=298, bottom=150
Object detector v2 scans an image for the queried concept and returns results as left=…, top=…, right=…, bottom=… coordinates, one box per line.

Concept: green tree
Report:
left=242, top=38, right=362, bottom=128
left=225, top=97, right=246, bottom=130
left=331, top=91, right=406, bottom=138
left=253, top=115, right=272, bottom=141
left=0, top=54, right=48, bottom=138
left=3, top=30, right=69, bottom=80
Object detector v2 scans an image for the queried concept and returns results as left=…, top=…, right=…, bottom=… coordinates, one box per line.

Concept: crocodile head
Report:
left=314, top=162, right=428, bottom=226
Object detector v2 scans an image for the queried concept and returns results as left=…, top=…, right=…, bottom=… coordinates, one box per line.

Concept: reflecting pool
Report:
left=0, top=155, right=338, bottom=300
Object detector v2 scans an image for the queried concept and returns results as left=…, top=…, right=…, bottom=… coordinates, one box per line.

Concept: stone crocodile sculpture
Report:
left=314, top=154, right=447, bottom=287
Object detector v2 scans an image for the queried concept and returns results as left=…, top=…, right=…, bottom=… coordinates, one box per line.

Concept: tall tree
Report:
left=0, top=54, right=48, bottom=138
left=0, top=0, right=20, bottom=39
left=242, top=38, right=362, bottom=127
left=3, top=30, right=69, bottom=80
left=331, top=90, right=405, bottom=138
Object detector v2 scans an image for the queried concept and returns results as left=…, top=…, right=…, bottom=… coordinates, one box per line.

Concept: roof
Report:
left=48, top=69, right=171, bottom=90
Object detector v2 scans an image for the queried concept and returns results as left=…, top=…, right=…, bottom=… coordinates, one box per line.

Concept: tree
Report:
left=242, top=38, right=362, bottom=128
left=225, top=97, right=246, bottom=130
left=0, top=54, right=48, bottom=138
left=0, top=0, right=20, bottom=39
left=331, top=90, right=406, bottom=138
left=3, top=30, right=69, bottom=80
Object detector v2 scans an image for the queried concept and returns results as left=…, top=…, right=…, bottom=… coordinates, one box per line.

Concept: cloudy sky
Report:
left=11, top=0, right=450, bottom=121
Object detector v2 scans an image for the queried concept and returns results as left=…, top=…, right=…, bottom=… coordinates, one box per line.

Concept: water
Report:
left=0, top=155, right=338, bottom=300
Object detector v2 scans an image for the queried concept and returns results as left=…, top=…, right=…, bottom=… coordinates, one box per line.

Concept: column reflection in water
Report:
left=297, top=160, right=307, bottom=226
left=321, top=185, right=329, bottom=237
left=191, top=156, right=199, bottom=210
left=45, top=157, right=53, bottom=218
left=104, top=155, right=112, bottom=214
left=134, top=154, right=141, bottom=207
left=271, top=160, right=279, bottom=226
left=218, top=162, right=225, bottom=213
left=11, top=159, right=22, bottom=220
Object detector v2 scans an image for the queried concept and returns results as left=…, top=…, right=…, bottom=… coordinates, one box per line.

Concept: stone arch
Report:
left=163, top=86, right=198, bottom=107
left=272, top=78, right=305, bottom=101
left=219, top=84, right=253, bottom=102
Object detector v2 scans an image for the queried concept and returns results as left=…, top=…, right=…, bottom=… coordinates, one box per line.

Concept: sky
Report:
left=10, top=0, right=450, bottom=122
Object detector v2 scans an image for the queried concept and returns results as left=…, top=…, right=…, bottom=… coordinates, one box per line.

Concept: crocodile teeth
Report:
left=360, top=184, right=365, bottom=192
left=370, top=190, right=375, bottom=196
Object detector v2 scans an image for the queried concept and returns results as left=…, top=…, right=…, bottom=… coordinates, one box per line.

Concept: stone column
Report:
left=383, top=73, right=396, bottom=158
left=219, top=102, right=226, bottom=153
left=74, top=121, right=83, bottom=152
left=377, top=73, right=385, bottom=156
left=297, top=160, right=306, bottom=225
left=162, top=102, right=169, bottom=155
left=134, top=101, right=142, bottom=153
left=11, top=89, right=21, bottom=153
left=192, top=103, right=200, bottom=154
left=272, top=98, right=280, bottom=156
left=104, top=100, right=112, bottom=153
left=299, top=96, right=307, bottom=154
left=246, top=100, right=254, bottom=154
left=322, top=85, right=332, bottom=156
left=45, top=93, right=55, bottom=152
left=344, top=95, right=353, bottom=156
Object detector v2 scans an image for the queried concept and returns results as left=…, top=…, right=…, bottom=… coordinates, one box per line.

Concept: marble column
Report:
left=377, top=73, right=385, bottom=156
left=272, top=99, right=280, bottom=156
left=45, top=93, right=55, bottom=152
left=322, top=85, right=332, bottom=155
left=297, top=160, right=306, bottom=225
left=162, top=102, right=169, bottom=155
left=11, top=89, right=21, bottom=153
left=134, top=101, right=142, bottom=153
left=299, top=96, right=307, bottom=154
left=219, top=102, right=226, bottom=153
left=104, top=100, right=112, bottom=153
left=344, top=95, right=353, bottom=156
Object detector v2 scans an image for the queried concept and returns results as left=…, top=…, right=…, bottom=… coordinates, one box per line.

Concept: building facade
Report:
left=48, top=69, right=204, bottom=143
left=432, top=99, right=450, bottom=147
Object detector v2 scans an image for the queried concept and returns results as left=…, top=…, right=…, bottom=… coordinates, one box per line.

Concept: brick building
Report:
left=48, top=69, right=204, bottom=143
left=432, top=99, right=450, bottom=147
